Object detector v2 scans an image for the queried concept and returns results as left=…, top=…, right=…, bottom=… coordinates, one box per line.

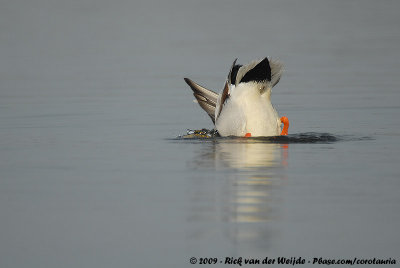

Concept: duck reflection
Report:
left=186, top=139, right=288, bottom=250
left=215, top=140, right=285, bottom=169
left=216, top=141, right=286, bottom=223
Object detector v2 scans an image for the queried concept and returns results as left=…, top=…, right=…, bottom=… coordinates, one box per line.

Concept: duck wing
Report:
left=184, top=78, right=218, bottom=123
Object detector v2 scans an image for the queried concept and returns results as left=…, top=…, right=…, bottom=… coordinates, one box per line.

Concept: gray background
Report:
left=1, top=0, right=400, bottom=267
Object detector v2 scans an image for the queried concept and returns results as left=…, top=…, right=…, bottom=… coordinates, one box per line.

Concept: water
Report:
left=1, top=0, right=400, bottom=267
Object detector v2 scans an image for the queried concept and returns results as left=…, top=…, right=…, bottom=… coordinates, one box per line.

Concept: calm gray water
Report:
left=1, top=0, right=400, bottom=267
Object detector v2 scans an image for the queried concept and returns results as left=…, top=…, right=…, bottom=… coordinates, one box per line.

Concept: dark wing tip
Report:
left=230, top=64, right=242, bottom=85
left=184, top=77, right=199, bottom=93
left=227, top=59, right=238, bottom=85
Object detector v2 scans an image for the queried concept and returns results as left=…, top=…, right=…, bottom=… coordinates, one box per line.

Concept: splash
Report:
left=178, top=129, right=219, bottom=139
left=176, top=129, right=372, bottom=144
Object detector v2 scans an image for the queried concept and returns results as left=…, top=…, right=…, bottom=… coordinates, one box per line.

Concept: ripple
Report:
left=174, top=129, right=373, bottom=144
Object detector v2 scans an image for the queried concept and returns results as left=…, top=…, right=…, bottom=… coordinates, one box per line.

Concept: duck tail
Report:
left=269, top=59, right=284, bottom=88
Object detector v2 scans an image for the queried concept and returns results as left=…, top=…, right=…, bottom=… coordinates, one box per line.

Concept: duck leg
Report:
left=280, top=116, right=289, bottom=135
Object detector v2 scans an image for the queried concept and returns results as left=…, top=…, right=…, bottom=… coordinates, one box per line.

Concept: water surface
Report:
left=1, top=0, right=400, bottom=267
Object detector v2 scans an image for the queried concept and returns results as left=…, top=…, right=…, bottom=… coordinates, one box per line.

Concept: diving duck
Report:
left=184, top=57, right=289, bottom=137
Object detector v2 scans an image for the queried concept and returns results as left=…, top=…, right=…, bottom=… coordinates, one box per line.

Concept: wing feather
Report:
left=184, top=78, right=218, bottom=123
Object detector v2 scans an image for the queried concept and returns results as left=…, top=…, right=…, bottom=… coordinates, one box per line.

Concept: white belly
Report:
left=215, top=84, right=281, bottom=137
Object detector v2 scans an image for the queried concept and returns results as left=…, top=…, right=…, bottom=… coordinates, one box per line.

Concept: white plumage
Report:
left=215, top=82, right=281, bottom=136
left=184, top=57, right=287, bottom=137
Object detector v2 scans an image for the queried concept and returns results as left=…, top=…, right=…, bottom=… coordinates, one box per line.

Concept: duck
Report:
left=184, top=57, right=289, bottom=137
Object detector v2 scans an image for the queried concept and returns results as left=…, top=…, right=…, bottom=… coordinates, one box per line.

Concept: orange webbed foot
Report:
left=280, top=116, right=289, bottom=135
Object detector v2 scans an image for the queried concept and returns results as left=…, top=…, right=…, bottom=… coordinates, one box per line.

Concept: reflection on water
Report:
left=186, top=140, right=288, bottom=250
left=214, top=142, right=285, bottom=169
